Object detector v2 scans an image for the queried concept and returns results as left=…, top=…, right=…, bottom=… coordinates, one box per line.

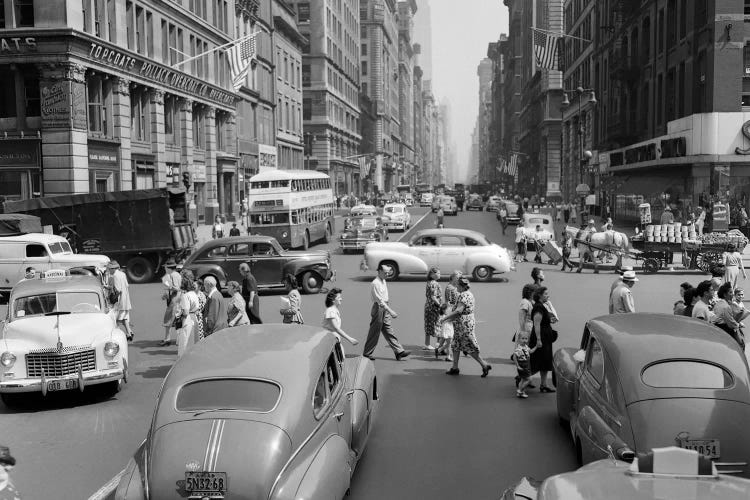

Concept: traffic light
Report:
left=182, top=171, right=192, bottom=190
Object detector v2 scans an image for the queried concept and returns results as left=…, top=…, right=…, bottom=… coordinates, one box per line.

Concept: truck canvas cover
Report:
left=0, top=214, right=43, bottom=236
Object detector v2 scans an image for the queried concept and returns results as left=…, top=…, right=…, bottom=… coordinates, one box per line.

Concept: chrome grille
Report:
left=25, top=349, right=96, bottom=378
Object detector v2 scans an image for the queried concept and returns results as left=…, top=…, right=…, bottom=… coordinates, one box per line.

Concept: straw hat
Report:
left=622, top=270, right=639, bottom=282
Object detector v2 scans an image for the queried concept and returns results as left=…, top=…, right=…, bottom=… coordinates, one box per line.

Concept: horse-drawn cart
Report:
left=631, top=230, right=748, bottom=274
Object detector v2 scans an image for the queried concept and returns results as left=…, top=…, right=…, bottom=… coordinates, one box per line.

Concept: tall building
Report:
left=412, top=54, right=424, bottom=186
left=360, top=0, right=399, bottom=192
left=476, top=57, right=493, bottom=184
left=413, top=0, right=432, bottom=80
left=487, top=34, right=510, bottom=190
left=0, top=0, right=242, bottom=223
left=272, top=0, right=307, bottom=170
left=396, top=0, right=417, bottom=187
left=502, top=0, right=526, bottom=192
left=421, top=80, right=438, bottom=185
left=290, top=0, right=361, bottom=196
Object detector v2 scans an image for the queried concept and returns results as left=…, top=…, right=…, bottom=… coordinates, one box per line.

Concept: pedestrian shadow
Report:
left=136, top=364, right=172, bottom=379
left=347, top=275, right=510, bottom=283
left=483, top=357, right=516, bottom=366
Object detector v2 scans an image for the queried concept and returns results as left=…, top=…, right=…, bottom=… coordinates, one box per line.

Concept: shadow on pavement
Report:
left=135, top=364, right=172, bottom=379
left=0, top=385, right=119, bottom=414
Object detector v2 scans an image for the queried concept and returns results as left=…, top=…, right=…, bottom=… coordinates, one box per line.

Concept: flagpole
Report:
left=172, top=31, right=260, bottom=69
left=530, top=26, right=590, bottom=43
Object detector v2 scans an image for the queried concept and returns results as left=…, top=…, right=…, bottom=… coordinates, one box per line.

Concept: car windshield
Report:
left=351, top=218, right=378, bottom=229
left=176, top=378, right=281, bottom=413
left=641, top=360, right=734, bottom=389
left=385, top=206, right=403, bottom=214
left=12, top=291, right=102, bottom=320
left=49, top=241, right=73, bottom=254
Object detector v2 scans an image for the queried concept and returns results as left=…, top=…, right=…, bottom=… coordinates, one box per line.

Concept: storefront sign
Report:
left=0, top=142, right=38, bottom=167
left=86, top=41, right=236, bottom=107
left=259, top=144, right=277, bottom=172
left=88, top=144, right=119, bottom=165
left=71, top=82, right=88, bottom=130
left=0, top=37, right=36, bottom=52
left=40, top=81, right=71, bottom=128
left=193, top=163, right=206, bottom=182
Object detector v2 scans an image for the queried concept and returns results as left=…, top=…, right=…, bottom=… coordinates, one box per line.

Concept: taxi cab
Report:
left=0, top=269, right=128, bottom=405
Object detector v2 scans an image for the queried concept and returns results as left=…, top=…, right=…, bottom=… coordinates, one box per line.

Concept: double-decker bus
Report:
left=247, top=170, right=335, bottom=249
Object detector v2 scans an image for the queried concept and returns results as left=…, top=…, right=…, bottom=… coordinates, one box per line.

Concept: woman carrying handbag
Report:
left=280, top=274, right=304, bottom=324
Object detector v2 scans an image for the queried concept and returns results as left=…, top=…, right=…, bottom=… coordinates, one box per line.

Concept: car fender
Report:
left=574, top=406, right=626, bottom=464
left=189, top=264, right=228, bottom=285
left=270, top=435, right=351, bottom=500
left=553, top=348, right=580, bottom=425
left=464, top=253, right=502, bottom=274
left=344, top=357, right=377, bottom=457
left=364, top=249, right=427, bottom=275
left=114, top=441, right=147, bottom=500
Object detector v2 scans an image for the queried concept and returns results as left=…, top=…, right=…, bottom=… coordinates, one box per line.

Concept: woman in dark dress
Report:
left=530, top=286, right=556, bottom=393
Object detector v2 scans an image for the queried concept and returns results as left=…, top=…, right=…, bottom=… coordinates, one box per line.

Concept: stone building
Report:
left=396, top=0, right=417, bottom=187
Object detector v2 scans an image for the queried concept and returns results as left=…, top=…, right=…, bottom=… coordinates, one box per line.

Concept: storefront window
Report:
left=0, top=171, right=31, bottom=201
left=15, top=0, right=34, bottom=27
left=0, top=71, right=16, bottom=118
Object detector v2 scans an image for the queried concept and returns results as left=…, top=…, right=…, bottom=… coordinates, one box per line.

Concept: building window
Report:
left=164, top=95, right=178, bottom=142
left=192, top=105, right=205, bottom=149
left=362, top=61, right=367, bottom=76
left=133, top=163, right=155, bottom=189
left=130, top=88, right=150, bottom=142
left=15, top=0, right=34, bottom=27
left=126, top=1, right=134, bottom=50
left=93, top=0, right=104, bottom=37
left=297, top=2, right=310, bottom=22
left=0, top=71, right=15, bottom=118
left=667, top=0, right=676, bottom=47
left=107, top=0, right=116, bottom=42
left=24, top=75, right=40, bottom=117
left=679, top=0, right=687, bottom=39
left=216, top=112, right=225, bottom=150
left=361, top=43, right=367, bottom=56
left=82, top=0, right=90, bottom=32
left=169, top=23, right=177, bottom=65
left=87, top=77, right=110, bottom=135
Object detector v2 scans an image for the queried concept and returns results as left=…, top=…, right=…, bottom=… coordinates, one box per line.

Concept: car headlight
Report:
left=282, top=231, right=288, bottom=238
left=103, top=341, right=120, bottom=358
left=1, top=352, right=16, bottom=368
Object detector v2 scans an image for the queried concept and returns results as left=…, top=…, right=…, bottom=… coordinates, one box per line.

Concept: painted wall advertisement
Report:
left=72, top=81, right=88, bottom=130
left=193, top=163, right=206, bottom=182
left=40, top=80, right=71, bottom=128
left=258, top=144, right=278, bottom=173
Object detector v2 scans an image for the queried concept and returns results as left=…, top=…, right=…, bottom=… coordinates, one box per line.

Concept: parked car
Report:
left=349, top=204, right=377, bottom=217
left=114, top=325, right=378, bottom=500
left=520, top=213, right=555, bottom=248
left=486, top=196, right=502, bottom=212
left=0, top=215, right=110, bottom=294
left=340, top=216, right=388, bottom=253
left=363, top=228, right=514, bottom=281
left=381, top=203, right=412, bottom=231
left=501, top=447, right=750, bottom=500
left=0, top=270, right=128, bottom=405
left=497, top=200, right=521, bottom=225
left=466, top=194, right=484, bottom=211
left=554, top=313, right=750, bottom=476
left=181, top=235, right=334, bottom=294
left=420, top=192, right=434, bottom=207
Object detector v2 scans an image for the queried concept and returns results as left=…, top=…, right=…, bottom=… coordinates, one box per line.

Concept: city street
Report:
left=1, top=207, right=711, bottom=500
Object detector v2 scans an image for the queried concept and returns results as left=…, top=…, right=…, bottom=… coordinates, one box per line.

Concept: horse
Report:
left=565, top=225, right=631, bottom=269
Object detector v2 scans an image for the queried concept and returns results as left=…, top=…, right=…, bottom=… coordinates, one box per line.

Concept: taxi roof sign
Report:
left=41, top=269, right=69, bottom=280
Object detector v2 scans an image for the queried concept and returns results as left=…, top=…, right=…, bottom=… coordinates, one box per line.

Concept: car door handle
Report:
left=334, top=411, right=345, bottom=421
left=345, top=390, right=355, bottom=401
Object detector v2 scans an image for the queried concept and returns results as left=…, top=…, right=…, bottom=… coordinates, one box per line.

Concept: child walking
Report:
left=513, top=331, right=538, bottom=398
left=434, top=303, right=454, bottom=362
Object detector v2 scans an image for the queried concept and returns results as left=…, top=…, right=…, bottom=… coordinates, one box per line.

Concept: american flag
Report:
left=496, top=159, right=507, bottom=174
left=533, top=29, right=560, bottom=70
left=227, top=35, right=257, bottom=91
left=508, top=154, right=518, bottom=177
left=358, top=156, right=372, bottom=178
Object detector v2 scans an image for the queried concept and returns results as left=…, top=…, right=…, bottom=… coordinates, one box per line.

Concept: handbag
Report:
left=549, top=329, right=559, bottom=343
left=172, top=315, right=184, bottom=329
left=108, top=288, right=121, bottom=305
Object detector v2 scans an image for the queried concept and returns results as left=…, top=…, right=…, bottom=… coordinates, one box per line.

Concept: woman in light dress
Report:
left=723, top=243, right=747, bottom=289
left=227, top=281, right=250, bottom=327
left=281, top=274, right=304, bottom=324
left=175, top=270, right=201, bottom=358
left=322, top=288, right=359, bottom=346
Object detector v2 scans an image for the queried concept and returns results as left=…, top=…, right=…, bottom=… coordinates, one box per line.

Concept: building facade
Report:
left=476, top=57, right=493, bottom=185
left=396, top=0, right=417, bottom=187
left=292, top=0, right=362, bottom=197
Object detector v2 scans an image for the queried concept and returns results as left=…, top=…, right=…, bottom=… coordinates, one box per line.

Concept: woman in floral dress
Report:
left=423, top=267, right=442, bottom=350
left=194, top=278, right=207, bottom=342
left=440, top=277, right=492, bottom=377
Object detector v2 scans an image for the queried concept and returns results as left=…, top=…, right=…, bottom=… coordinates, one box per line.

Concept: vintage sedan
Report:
left=520, top=213, right=555, bottom=248
left=363, top=228, right=514, bottom=281
left=497, top=200, right=521, bottom=225
left=381, top=203, right=411, bottom=231
left=554, top=313, right=750, bottom=476
left=0, top=270, right=128, bottom=405
left=114, top=325, right=377, bottom=500
left=501, top=447, right=750, bottom=500
left=340, top=216, right=388, bottom=253
left=438, top=196, right=458, bottom=216
left=486, top=196, right=502, bottom=212
left=349, top=204, right=377, bottom=217
left=181, top=235, right=334, bottom=294
left=466, top=194, right=484, bottom=211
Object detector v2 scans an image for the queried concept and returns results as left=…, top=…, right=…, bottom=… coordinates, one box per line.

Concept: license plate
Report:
left=678, top=439, right=720, bottom=459
left=185, top=472, right=227, bottom=497
left=47, top=379, right=79, bottom=392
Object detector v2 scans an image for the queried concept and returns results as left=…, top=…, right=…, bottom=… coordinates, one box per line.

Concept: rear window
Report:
left=176, top=379, right=281, bottom=412
left=641, top=361, right=733, bottom=389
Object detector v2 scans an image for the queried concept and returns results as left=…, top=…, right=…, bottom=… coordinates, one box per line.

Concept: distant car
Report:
left=501, top=447, right=750, bottom=500
left=403, top=195, right=414, bottom=207
left=0, top=270, right=128, bottom=405
left=431, top=195, right=444, bottom=213
left=181, top=235, right=334, bottom=294
left=381, top=203, right=412, bottom=231
left=446, top=190, right=465, bottom=211
left=340, top=216, right=388, bottom=253
left=420, top=193, right=434, bottom=207
left=349, top=204, right=377, bottom=217
left=520, top=213, right=555, bottom=248
left=114, top=325, right=378, bottom=500
left=554, top=313, right=750, bottom=476
left=497, top=201, right=521, bottom=225
left=363, top=228, right=514, bottom=281
left=486, top=196, right=502, bottom=212
left=439, top=196, right=458, bottom=216
left=466, top=194, right=484, bottom=211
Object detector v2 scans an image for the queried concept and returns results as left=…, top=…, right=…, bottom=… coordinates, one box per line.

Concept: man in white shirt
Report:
left=362, top=263, right=410, bottom=361
left=609, top=270, right=637, bottom=313
left=515, top=225, right=527, bottom=262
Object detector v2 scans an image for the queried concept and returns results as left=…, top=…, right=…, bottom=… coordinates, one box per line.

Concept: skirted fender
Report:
left=364, top=249, right=428, bottom=275
left=575, top=406, right=630, bottom=464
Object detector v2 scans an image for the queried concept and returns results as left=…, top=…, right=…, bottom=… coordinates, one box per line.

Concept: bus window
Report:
left=291, top=211, right=299, bottom=224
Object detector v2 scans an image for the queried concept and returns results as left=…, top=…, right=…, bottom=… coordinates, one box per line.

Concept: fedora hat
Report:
left=163, top=258, right=178, bottom=268
left=622, top=270, right=639, bottom=282
left=106, top=260, right=120, bottom=270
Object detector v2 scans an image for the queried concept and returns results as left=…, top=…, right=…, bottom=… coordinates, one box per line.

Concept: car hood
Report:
left=342, top=227, right=379, bottom=237
left=148, top=418, right=293, bottom=499
left=4, top=314, right=114, bottom=347
left=57, top=254, right=110, bottom=266
left=628, top=398, right=750, bottom=476
left=281, top=249, right=330, bottom=260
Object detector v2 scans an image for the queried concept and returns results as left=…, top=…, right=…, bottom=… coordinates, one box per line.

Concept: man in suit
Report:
left=203, top=276, right=228, bottom=336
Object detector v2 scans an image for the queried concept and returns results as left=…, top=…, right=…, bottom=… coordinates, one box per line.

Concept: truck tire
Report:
left=125, top=256, right=155, bottom=283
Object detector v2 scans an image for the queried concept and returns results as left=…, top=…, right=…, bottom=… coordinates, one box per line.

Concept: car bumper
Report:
left=383, top=221, right=406, bottom=229
left=340, top=239, right=374, bottom=250
left=0, top=367, right=126, bottom=393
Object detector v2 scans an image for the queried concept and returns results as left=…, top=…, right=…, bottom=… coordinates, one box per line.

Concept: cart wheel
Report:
left=696, top=255, right=715, bottom=274
left=643, top=258, right=660, bottom=274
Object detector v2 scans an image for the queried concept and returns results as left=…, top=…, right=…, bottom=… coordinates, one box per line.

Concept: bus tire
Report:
left=302, top=231, right=310, bottom=250
left=301, top=271, right=323, bottom=294
left=125, top=256, right=155, bottom=283
left=324, top=223, right=332, bottom=243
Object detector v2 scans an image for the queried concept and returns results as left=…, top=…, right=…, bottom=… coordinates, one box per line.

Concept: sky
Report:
left=415, top=0, right=509, bottom=184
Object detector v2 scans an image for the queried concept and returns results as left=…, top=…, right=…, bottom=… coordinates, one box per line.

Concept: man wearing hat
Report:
left=363, top=263, right=411, bottom=361
left=660, top=206, right=674, bottom=225
left=609, top=270, right=638, bottom=313
left=610, top=266, right=633, bottom=294
left=229, top=222, right=241, bottom=237
left=160, top=259, right=182, bottom=346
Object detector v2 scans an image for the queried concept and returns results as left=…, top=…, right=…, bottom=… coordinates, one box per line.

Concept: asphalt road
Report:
left=1, top=206, right=716, bottom=500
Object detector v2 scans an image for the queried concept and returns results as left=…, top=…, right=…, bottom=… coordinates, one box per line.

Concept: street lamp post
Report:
left=562, top=86, right=597, bottom=218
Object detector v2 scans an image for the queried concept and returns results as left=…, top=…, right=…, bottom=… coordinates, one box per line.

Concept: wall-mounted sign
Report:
left=0, top=141, right=38, bottom=167
left=40, top=81, right=71, bottom=128
left=81, top=239, right=102, bottom=253
left=72, top=82, right=88, bottom=130
left=193, top=163, right=206, bottom=182
left=258, top=144, right=277, bottom=172
left=88, top=143, right=119, bottom=166
left=0, top=37, right=36, bottom=52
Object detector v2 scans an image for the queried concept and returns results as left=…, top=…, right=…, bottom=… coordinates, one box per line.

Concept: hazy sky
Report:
left=418, top=1, right=508, bottom=183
